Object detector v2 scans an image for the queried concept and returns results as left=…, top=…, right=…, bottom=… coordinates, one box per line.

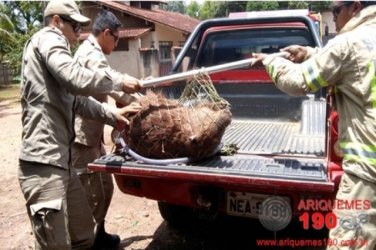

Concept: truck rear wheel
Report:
left=157, top=201, right=197, bottom=228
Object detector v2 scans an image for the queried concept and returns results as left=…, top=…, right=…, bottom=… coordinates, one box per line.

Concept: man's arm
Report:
left=39, top=32, right=124, bottom=96
left=75, top=44, right=141, bottom=95
left=74, top=96, right=141, bottom=126
left=254, top=40, right=345, bottom=96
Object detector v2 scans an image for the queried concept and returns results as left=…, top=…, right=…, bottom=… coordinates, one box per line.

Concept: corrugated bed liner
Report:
left=223, top=120, right=325, bottom=156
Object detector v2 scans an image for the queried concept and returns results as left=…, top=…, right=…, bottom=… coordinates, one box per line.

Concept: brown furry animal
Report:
left=125, top=91, right=231, bottom=161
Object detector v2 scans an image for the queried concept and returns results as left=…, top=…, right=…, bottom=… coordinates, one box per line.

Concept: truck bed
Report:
left=95, top=121, right=325, bottom=177
left=94, top=106, right=327, bottom=185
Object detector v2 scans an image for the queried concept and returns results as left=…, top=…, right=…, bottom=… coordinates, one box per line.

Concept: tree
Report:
left=309, top=1, right=332, bottom=12
left=0, top=1, right=43, bottom=81
left=162, top=1, right=186, bottom=14
left=195, top=1, right=247, bottom=19
left=227, top=2, right=247, bottom=13
left=0, top=6, right=15, bottom=61
left=1, top=1, right=43, bottom=34
left=0, top=13, right=14, bottom=40
left=187, top=1, right=200, bottom=18
left=194, top=1, right=332, bottom=18
left=198, top=1, right=214, bottom=20
left=246, top=1, right=279, bottom=11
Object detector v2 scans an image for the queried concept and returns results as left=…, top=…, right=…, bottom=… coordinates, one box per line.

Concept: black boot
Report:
left=92, top=223, right=120, bottom=250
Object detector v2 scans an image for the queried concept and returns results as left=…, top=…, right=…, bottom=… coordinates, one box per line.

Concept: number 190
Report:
left=299, top=212, right=337, bottom=230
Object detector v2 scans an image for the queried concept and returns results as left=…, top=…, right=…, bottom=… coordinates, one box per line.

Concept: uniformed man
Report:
left=71, top=10, right=140, bottom=249
left=254, top=1, right=376, bottom=249
left=18, top=0, right=141, bottom=249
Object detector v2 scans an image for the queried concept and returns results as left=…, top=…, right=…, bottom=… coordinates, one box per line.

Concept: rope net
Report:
left=125, top=70, right=232, bottom=162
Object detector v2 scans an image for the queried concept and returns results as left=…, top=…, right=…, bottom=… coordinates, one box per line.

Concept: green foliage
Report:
left=0, top=1, right=43, bottom=81
left=310, top=1, right=332, bottom=12
left=162, top=1, right=186, bottom=14
left=0, top=13, right=14, bottom=34
left=0, top=6, right=15, bottom=61
left=187, top=1, right=200, bottom=18
left=199, top=1, right=214, bottom=20
left=199, top=2, right=247, bottom=19
left=193, top=0, right=332, bottom=19
left=209, top=2, right=227, bottom=18
left=169, top=0, right=331, bottom=20
left=246, top=1, right=279, bottom=11
left=286, top=1, right=308, bottom=9
left=1, top=1, right=43, bottom=34
left=5, top=31, right=36, bottom=79
left=226, top=2, right=247, bottom=13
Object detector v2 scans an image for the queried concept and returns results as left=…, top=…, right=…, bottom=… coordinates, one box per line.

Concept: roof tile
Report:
left=79, top=27, right=151, bottom=40
left=95, top=0, right=200, bottom=33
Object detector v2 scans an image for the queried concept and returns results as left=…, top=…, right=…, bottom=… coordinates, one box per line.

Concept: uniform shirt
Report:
left=20, top=27, right=124, bottom=168
left=74, top=34, right=136, bottom=147
left=262, top=6, right=376, bottom=182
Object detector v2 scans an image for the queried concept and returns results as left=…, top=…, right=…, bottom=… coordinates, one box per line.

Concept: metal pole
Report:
left=140, top=52, right=288, bottom=88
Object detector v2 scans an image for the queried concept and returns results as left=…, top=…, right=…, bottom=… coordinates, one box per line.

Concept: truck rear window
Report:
left=196, top=27, right=314, bottom=67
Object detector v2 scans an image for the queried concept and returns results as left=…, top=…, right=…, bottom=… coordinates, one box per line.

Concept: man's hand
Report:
left=281, top=45, right=307, bottom=63
left=251, top=53, right=267, bottom=67
left=114, top=102, right=142, bottom=125
left=122, top=77, right=142, bottom=94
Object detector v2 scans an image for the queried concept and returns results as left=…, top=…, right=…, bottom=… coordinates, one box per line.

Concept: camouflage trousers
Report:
left=327, top=173, right=376, bottom=250
left=18, top=160, right=96, bottom=250
left=71, top=142, right=114, bottom=226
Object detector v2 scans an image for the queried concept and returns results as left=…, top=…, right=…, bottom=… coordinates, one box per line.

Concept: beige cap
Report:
left=44, top=0, right=91, bottom=26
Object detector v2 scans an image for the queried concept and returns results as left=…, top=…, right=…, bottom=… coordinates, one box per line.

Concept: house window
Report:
left=159, top=41, right=172, bottom=62
left=179, top=41, right=185, bottom=47
left=114, top=39, right=129, bottom=51
left=143, top=51, right=151, bottom=67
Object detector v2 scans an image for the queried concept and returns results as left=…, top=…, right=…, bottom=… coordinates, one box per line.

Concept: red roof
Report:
left=79, top=27, right=151, bottom=40
left=95, top=0, right=200, bottom=34
left=118, top=27, right=151, bottom=38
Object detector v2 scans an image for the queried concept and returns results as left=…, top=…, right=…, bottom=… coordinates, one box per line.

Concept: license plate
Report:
left=226, top=192, right=287, bottom=218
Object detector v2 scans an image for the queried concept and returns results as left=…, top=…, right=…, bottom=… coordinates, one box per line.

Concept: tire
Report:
left=157, top=201, right=197, bottom=228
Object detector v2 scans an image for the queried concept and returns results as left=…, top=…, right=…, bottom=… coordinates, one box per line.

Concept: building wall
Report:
left=80, top=2, right=188, bottom=78
left=321, top=11, right=337, bottom=45
left=106, top=39, right=141, bottom=78
left=322, top=11, right=336, bottom=35
left=140, top=24, right=186, bottom=54
left=152, top=23, right=186, bottom=47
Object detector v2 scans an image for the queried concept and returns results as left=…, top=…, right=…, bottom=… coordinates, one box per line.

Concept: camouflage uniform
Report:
left=19, top=26, right=123, bottom=249
left=262, top=6, right=376, bottom=249
left=72, top=34, right=136, bottom=227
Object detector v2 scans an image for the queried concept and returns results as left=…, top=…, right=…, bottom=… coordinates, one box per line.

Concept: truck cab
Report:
left=89, top=15, right=342, bottom=229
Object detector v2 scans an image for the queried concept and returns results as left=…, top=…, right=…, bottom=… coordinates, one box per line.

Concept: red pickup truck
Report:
left=89, top=15, right=342, bottom=230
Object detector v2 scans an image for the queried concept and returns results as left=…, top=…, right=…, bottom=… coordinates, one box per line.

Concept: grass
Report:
left=0, top=84, right=20, bottom=102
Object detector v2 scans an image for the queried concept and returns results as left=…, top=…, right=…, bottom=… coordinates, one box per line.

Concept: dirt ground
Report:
left=0, top=98, right=166, bottom=250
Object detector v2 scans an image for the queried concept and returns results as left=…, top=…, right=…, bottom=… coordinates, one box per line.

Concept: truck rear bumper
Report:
left=89, top=158, right=333, bottom=192
left=89, top=154, right=335, bottom=217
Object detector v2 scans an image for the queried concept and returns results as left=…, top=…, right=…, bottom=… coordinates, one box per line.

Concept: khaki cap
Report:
left=44, top=0, right=91, bottom=26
